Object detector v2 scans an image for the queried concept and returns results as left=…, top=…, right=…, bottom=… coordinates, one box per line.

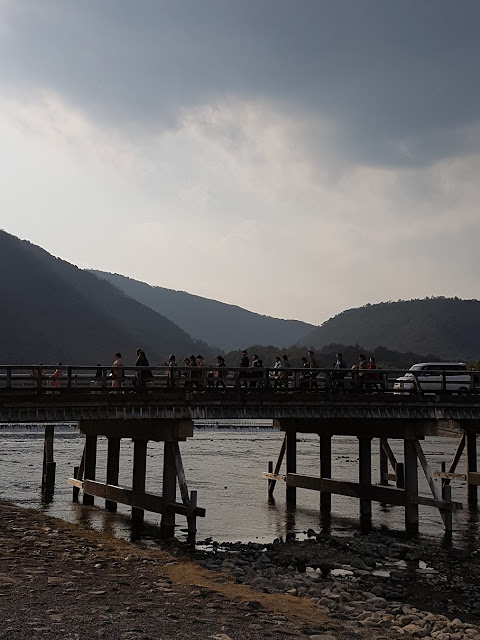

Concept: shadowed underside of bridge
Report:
left=2, top=392, right=480, bottom=432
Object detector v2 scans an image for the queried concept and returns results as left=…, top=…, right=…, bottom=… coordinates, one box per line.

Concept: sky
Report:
left=1, top=0, right=479, bottom=326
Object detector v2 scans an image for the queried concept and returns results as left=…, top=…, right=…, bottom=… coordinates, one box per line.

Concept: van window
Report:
left=425, top=364, right=466, bottom=372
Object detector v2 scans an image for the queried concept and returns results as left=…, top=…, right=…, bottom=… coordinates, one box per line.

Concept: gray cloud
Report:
left=1, top=0, right=480, bottom=167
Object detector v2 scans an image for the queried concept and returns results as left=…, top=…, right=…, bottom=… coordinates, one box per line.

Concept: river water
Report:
left=0, top=424, right=478, bottom=548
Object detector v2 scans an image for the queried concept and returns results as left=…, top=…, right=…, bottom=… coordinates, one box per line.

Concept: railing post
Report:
left=6, top=367, right=11, bottom=390
left=66, top=367, right=72, bottom=390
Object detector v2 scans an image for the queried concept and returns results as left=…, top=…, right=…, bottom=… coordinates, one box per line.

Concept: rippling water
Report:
left=0, top=424, right=478, bottom=548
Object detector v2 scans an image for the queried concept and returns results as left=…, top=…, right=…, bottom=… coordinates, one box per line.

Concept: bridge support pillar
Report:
left=320, top=435, right=332, bottom=514
left=106, top=437, right=120, bottom=512
left=42, top=425, right=56, bottom=493
left=132, top=440, right=147, bottom=522
left=467, top=432, right=478, bottom=507
left=161, top=442, right=177, bottom=537
left=379, top=439, right=388, bottom=486
left=286, top=431, right=297, bottom=505
left=404, top=439, right=419, bottom=534
left=83, top=434, right=97, bottom=506
left=359, top=436, right=372, bottom=530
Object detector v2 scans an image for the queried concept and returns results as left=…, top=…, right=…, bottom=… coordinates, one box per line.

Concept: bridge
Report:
left=1, top=364, right=479, bottom=539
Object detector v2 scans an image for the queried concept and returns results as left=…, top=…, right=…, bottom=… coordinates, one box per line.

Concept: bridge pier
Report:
left=69, top=420, right=205, bottom=538
left=83, top=434, right=97, bottom=507
left=467, top=431, right=478, bottom=507
left=358, top=436, right=372, bottom=530
left=106, top=437, right=120, bottom=512
left=264, top=418, right=459, bottom=537
left=320, top=434, right=332, bottom=514
left=41, top=425, right=56, bottom=493
left=404, top=438, right=419, bottom=534
left=285, top=431, right=297, bottom=505
left=379, top=439, right=388, bottom=486
left=132, top=440, right=147, bottom=522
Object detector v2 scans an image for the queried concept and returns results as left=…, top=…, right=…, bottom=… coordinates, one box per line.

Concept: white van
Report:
left=394, top=362, right=472, bottom=394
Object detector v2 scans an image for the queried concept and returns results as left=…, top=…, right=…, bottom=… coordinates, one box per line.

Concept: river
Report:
left=0, top=424, right=478, bottom=548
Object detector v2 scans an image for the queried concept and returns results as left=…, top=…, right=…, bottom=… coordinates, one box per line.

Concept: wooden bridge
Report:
left=1, top=364, right=479, bottom=539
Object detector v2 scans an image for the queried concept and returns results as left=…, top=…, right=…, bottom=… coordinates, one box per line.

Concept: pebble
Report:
left=196, top=533, right=480, bottom=639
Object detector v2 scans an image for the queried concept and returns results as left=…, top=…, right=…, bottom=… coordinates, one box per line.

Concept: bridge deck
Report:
left=1, top=389, right=480, bottom=436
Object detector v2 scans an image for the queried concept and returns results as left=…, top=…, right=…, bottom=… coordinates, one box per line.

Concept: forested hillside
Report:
left=0, top=230, right=210, bottom=364
left=301, top=298, right=480, bottom=361
left=91, top=270, right=313, bottom=351
left=223, top=343, right=443, bottom=370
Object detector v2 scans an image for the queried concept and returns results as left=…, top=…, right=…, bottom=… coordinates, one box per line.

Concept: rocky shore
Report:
left=1, top=498, right=479, bottom=639
left=193, top=530, right=480, bottom=639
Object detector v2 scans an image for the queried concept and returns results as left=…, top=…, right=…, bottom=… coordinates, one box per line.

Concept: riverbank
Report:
left=1, top=499, right=479, bottom=639
left=191, top=530, right=480, bottom=638
left=0, top=499, right=364, bottom=640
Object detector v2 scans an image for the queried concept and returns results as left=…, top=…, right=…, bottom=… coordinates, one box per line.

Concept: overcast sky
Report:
left=1, top=0, right=479, bottom=325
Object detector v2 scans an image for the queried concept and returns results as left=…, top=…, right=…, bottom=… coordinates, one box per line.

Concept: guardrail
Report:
left=0, top=365, right=477, bottom=396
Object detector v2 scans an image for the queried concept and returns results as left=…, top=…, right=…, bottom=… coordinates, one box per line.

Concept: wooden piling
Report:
left=132, top=439, right=147, bottom=522
left=83, top=434, right=97, bottom=506
left=379, top=438, right=388, bottom=486
left=268, top=461, right=273, bottom=496
left=160, top=442, right=177, bottom=537
left=404, top=439, right=419, bottom=534
left=358, top=436, right=372, bottom=529
left=320, top=435, right=332, bottom=513
left=395, top=462, right=405, bottom=489
left=72, top=465, right=80, bottom=502
left=42, top=425, right=56, bottom=492
left=442, top=483, right=453, bottom=534
left=268, top=434, right=286, bottom=497
left=106, top=437, right=120, bottom=512
left=467, top=432, right=478, bottom=507
left=187, top=490, right=198, bottom=536
left=285, top=431, right=297, bottom=505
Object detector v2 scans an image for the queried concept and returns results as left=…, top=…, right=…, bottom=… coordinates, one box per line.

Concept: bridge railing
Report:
left=0, top=365, right=477, bottom=396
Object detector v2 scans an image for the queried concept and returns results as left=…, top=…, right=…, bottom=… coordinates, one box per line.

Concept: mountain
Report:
left=301, top=298, right=480, bottom=361
left=0, top=230, right=211, bottom=364
left=90, top=271, right=314, bottom=351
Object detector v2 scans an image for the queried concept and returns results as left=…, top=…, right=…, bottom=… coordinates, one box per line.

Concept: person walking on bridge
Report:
left=52, top=362, right=63, bottom=394
left=111, top=352, right=124, bottom=391
left=135, top=349, right=150, bottom=390
left=308, top=350, right=319, bottom=389
left=332, top=352, right=347, bottom=391
left=238, top=349, right=249, bottom=390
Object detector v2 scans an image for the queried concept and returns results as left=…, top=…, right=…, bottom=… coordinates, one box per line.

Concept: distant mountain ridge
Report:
left=90, top=271, right=314, bottom=351
left=301, top=298, right=480, bottom=361
left=0, top=230, right=210, bottom=364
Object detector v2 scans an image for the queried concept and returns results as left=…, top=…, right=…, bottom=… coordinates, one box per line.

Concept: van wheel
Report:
left=457, top=387, right=469, bottom=395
